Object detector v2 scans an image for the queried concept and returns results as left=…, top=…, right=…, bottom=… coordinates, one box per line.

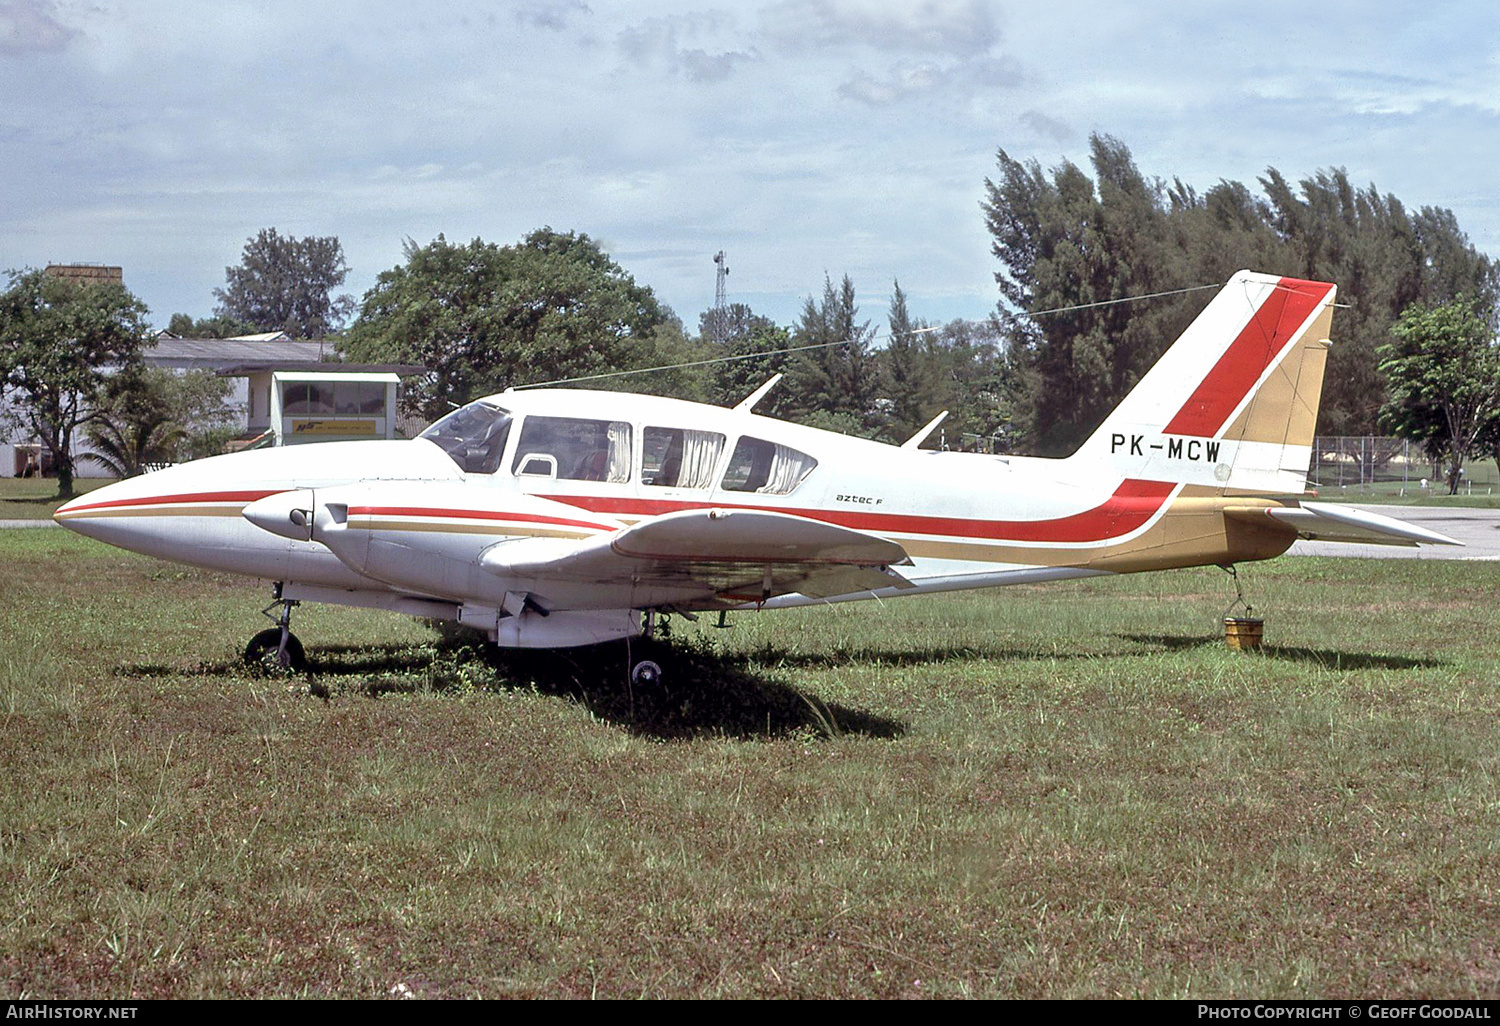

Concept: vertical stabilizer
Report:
left=1073, top=270, right=1336, bottom=494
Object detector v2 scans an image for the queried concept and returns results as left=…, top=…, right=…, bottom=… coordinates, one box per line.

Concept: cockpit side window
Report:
left=642, top=427, right=725, bottom=489
left=720, top=436, right=818, bottom=494
left=419, top=401, right=513, bottom=475
left=512, top=416, right=633, bottom=483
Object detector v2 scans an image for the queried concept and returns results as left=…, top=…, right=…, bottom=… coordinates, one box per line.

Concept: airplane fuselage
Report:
left=55, top=273, right=1455, bottom=652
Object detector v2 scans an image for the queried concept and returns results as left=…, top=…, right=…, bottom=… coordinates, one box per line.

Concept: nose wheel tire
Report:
left=630, top=659, right=662, bottom=688
left=245, top=627, right=307, bottom=674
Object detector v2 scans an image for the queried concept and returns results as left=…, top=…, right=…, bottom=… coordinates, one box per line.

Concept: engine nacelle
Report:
left=267, top=481, right=623, bottom=607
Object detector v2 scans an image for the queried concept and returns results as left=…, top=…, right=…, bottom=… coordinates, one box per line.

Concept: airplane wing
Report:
left=1226, top=501, right=1462, bottom=547
left=478, top=507, right=915, bottom=606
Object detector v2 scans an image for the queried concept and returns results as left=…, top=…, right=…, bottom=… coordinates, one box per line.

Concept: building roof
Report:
left=144, top=337, right=327, bottom=369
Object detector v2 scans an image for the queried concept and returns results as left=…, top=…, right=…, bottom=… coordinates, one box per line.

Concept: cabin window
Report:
left=419, top=400, right=513, bottom=474
left=512, top=416, right=632, bottom=483
left=642, top=427, right=725, bottom=489
left=720, top=436, right=818, bottom=495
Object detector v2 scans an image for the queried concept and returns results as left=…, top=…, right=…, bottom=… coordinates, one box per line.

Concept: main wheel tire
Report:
left=244, top=628, right=307, bottom=674
left=630, top=659, right=663, bottom=687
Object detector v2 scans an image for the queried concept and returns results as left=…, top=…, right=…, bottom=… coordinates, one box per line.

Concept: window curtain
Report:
left=606, top=421, right=632, bottom=483
left=759, top=444, right=817, bottom=494
left=679, top=430, right=725, bottom=489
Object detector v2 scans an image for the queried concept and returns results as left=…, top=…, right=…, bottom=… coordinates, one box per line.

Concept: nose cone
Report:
left=242, top=489, right=317, bottom=541
left=52, top=477, right=143, bottom=540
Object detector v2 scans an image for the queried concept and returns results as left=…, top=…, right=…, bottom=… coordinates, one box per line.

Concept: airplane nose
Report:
left=52, top=478, right=133, bottom=537
left=53, top=493, right=85, bottom=524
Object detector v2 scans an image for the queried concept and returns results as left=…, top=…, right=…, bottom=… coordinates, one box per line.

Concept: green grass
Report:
left=0, top=477, right=109, bottom=519
left=3, top=529, right=1499, bottom=998
left=1311, top=453, right=1500, bottom=507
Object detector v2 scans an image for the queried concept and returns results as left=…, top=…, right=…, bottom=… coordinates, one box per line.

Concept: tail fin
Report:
left=1074, top=269, right=1337, bottom=494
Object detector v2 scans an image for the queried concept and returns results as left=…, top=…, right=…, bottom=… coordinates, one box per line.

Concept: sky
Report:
left=2, top=0, right=1497, bottom=334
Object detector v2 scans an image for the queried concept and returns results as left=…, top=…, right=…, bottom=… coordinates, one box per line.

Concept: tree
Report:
left=85, top=367, right=234, bottom=477
left=343, top=229, right=677, bottom=420
left=214, top=228, right=355, bottom=338
left=984, top=136, right=1499, bottom=451
left=879, top=280, right=945, bottom=443
left=698, top=302, right=794, bottom=413
left=983, top=134, right=1201, bottom=454
left=166, top=312, right=257, bottom=339
left=1378, top=300, right=1500, bottom=494
left=0, top=268, right=150, bottom=497
left=785, top=274, right=881, bottom=435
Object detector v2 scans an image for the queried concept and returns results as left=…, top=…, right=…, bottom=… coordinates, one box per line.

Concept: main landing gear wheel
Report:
left=630, top=659, right=663, bottom=688
left=244, top=627, right=306, bottom=674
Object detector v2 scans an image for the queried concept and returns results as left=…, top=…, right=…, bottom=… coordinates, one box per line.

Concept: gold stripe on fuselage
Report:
left=349, top=518, right=598, bottom=541
left=54, top=504, right=248, bottom=520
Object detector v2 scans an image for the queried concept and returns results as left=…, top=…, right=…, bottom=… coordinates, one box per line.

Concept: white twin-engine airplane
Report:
left=56, top=270, right=1457, bottom=682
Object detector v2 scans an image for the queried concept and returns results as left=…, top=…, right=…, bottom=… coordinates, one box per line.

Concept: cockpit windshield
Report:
left=419, top=401, right=513, bottom=474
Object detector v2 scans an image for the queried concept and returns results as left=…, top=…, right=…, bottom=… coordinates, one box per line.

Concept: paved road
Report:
left=1287, top=506, right=1500, bottom=560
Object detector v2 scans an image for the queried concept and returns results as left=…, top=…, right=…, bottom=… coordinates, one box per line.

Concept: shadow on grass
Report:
left=1119, top=633, right=1448, bottom=671
left=123, top=636, right=907, bottom=743
left=751, top=643, right=1106, bottom=669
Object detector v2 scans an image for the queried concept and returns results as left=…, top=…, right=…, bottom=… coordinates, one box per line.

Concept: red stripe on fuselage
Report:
left=61, top=489, right=283, bottom=514
left=1164, top=277, right=1332, bottom=438
left=543, top=478, right=1178, bottom=544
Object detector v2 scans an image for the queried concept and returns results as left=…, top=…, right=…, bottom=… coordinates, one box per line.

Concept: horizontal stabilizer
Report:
left=1226, top=502, right=1462, bottom=547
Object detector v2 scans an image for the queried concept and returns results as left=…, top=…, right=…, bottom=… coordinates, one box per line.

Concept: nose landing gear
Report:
left=244, top=583, right=306, bottom=673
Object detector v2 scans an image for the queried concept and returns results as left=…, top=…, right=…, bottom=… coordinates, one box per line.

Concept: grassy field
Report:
left=2, top=529, right=1499, bottom=999
left=1311, top=454, right=1500, bottom=508
left=0, top=478, right=108, bottom=520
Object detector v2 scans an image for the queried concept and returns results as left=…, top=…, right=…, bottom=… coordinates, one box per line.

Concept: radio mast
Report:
left=711, top=250, right=729, bottom=344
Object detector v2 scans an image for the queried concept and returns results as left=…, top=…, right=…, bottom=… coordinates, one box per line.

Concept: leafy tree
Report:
left=343, top=229, right=677, bottom=420
left=1378, top=300, right=1500, bottom=494
left=0, top=268, right=150, bottom=497
left=698, top=303, right=794, bottom=412
left=214, top=228, right=355, bottom=338
left=85, top=367, right=234, bottom=477
left=928, top=317, right=1014, bottom=451
left=165, top=312, right=258, bottom=338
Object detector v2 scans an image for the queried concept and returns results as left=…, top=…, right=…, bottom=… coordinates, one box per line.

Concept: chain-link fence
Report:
left=1309, top=436, right=1497, bottom=496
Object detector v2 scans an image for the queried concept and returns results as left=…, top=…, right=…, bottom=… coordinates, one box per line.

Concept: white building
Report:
left=3, top=331, right=421, bottom=478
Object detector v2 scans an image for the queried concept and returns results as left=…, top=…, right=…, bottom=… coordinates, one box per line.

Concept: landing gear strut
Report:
left=245, top=583, right=306, bottom=673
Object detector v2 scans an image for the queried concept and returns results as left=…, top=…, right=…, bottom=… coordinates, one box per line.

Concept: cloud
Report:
left=760, top=0, right=1000, bottom=58
left=835, top=51, right=1024, bottom=106
left=515, top=0, right=591, bottom=33
left=1020, top=109, right=1072, bottom=143
left=0, top=0, right=76, bottom=56
left=616, top=12, right=757, bottom=82
left=838, top=62, right=947, bottom=105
